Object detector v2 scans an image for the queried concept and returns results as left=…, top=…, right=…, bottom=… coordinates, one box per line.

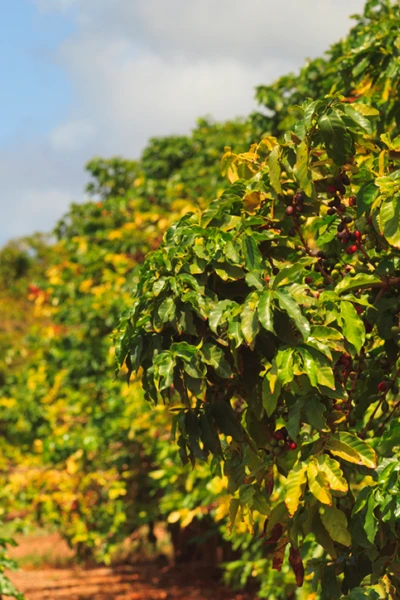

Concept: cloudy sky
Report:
left=1, top=0, right=366, bottom=246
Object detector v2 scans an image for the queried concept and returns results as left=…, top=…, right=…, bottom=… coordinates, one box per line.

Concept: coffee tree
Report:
left=0, top=122, right=252, bottom=565
left=117, top=5, right=400, bottom=594
left=252, top=0, right=400, bottom=139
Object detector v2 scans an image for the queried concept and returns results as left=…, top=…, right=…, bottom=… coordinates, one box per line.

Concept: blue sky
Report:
left=0, top=0, right=366, bottom=246
left=1, top=1, right=74, bottom=146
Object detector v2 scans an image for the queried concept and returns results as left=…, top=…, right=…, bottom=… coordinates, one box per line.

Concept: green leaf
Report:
left=225, top=240, right=242, bottom=263
left=262, top=370, right=281, bottom=417
left=275, top=289, right=310, bottom=340
left=320, top=505, right=351, bottom=546
left=245, top=271, right=264, bottom=291
left=364, top=491, right=378, bottom=544
left=344, top=105, right=372, bottom=134
left=309, top=325, right=342, bottom=340
left=171, top=341, right=197, bottom=362
left=335, top=273, right=381, bottom=295
left=341, top=301, right=366, bottom=353
left=153, top=277, right=167, bottom=296
left=241, top=294, right=260, bottom=346
left=243, top=235, right=262, bottom=271
left=214, top=262, right=245, bottom=281
left=317, top=455, right=348, bottom=493
left=272, top=257, right=316, bottom=289
left=183, top=356, right=206, bottom=379
left=346, top=588, right=380, bottom=600
left=298, top=347, right=318, bottom=386
left=209, top=300, right=234, bottom=334
left=307, top=460, right=332, bottom=505
left=312, top=512, right=337, bottom=560
left=294, top=141, right=313, bottom=197
left=267, top=145, right=282, bottom=194
left=201, top=343, right=232, bottom=378
left=356, top=181, right=379, bottom=217
left=258, top=289, right=275, bottom=333
left=287, top=399, right=303, bottom=441
left=252, top=491, right=270, bottom=515
left=228, top=498, right=240, bottom=533
left=211, top=400, right=243, bottom=442
left=380, top=196, right=400, bottom=249
left=154, top=352, right=175, bottom=392
left=276, top=348, right=294, bottom=385
left=158, top=296, right=176, bottom=324
left=199, top=413, right=221, bottom=456
left=325, top=432, right=377, bottom=468
left=352, top=487, right=372, bottom=515
left=239, top=483, right=256, bottom=507
left=285, top=462, right=308, bottom=516
left=305, top=397, right=328, bottom=431
left=318, top=109, right=347, bottom=165
left=299, top=347, right=335, bottom=389
left=0, top=573, right=24, bottom=600
left=227, top=318, right=244, bottom=348
left=185, top=411, right=206, bottom=460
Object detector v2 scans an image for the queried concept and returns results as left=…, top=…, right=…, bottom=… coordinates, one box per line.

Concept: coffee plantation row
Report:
left=1, top=1, right=400, bottom=598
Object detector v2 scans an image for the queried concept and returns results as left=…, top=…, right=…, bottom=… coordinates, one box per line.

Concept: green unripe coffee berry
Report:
left=381, top=400, right=389, bottom=413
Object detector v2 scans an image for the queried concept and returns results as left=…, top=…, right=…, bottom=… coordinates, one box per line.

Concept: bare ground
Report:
left=7, top=534, right=256, bottom=600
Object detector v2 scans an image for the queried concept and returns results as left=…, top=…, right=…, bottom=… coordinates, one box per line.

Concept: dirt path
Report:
left=7, top=533, right=255, bottom=599
left=10, top=564, right=254, bottom=600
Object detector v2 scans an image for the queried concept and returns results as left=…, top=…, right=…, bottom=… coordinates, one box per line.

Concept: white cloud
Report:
left=49, top=0, right=365, bottom=156
left=1, top=185, right=78, bottom=244
left=0, top=140, right=84, bottom=244
left=37, top=0, right=366, bottom=63
left=56, top=35, right=291, bottom=156
left=49, top=119, right=95, bottom=151
left=1, top=0, right=366, bottom=245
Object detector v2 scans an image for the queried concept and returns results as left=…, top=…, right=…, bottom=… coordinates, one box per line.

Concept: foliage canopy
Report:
left=117, top=1, right=400, bottom=596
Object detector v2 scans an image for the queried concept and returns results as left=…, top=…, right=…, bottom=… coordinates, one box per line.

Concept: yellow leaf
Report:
left=382, top=78, right=391, bottom=103
left=379, top=150, right=386, bottom=177
left=307, top=460, right=332, bottom=505
left=353, top=77, right=373, bottom=97
left=317, top=455, right=348, bottom=494
left=325, top=432, right=377, bottom=468
left=285, top=462, right=308, bottom=516
left=244, top=191, right=263, bottom=211
left=221, top=149, right=239, bottom=183
left=258, top=136, right=278, bottom=151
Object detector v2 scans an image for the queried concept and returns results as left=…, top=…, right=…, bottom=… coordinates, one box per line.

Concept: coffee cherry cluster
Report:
left=334, top=353, right=354, bottom=384
left=285, top=191, right=306, bottom=217
left=324, top=173, right=363, bottom=256
left=327, top=172, right=351, bottom=198
left=335, top=212, right=362, bottom=256
left=265, top=428, right=297, bottom=457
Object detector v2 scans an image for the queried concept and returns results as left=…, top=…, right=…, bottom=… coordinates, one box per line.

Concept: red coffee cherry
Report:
left=348, top=196, right=357, bottom=206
